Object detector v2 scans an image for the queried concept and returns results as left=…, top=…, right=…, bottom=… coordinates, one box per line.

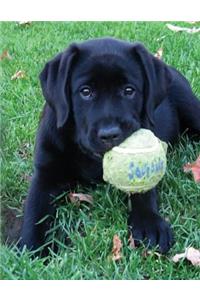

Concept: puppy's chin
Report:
left=78, top=141, right=104, bottom=161
left=87, top=149, right=104, bottom=161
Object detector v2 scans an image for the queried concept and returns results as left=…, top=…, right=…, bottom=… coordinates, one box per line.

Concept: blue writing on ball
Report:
left=136, top=167, right=142, bottom=178
left=128, top=158, right=165, bottom=181
left=128, top=162, right=134, bottom=180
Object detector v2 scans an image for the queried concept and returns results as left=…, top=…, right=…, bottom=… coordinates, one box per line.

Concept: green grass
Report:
left=1, top=21, right=200, bottom=280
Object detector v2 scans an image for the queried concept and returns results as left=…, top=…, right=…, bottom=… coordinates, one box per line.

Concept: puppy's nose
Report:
left=98, top=126, right=121, bottom=144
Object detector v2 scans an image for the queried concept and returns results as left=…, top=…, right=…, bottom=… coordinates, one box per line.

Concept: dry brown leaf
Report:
left=0, top=50, right=12, bottom=61
left=154, top=48, right=163, bottom=60
left=128, top=235, right=136, bottom=249
left=183, top=155, right=200, bottom=183
left=11, top=70, right=26, bottom=80
left=172, top=247, right=200, bottom=267
left=112, top=234, right=122, bottom=261
left=166, top=23, right=200, bottom=33
left=18, top=142, right=31, bottom=159
left=186, top=247, right=200, bottom=266
left=68, top=192, right=93, bottom=205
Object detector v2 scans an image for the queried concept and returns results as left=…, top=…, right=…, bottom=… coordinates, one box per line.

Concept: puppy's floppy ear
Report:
left=132, top=43, right=172, bottom=128
left=39, top=44, right=78, bottom=128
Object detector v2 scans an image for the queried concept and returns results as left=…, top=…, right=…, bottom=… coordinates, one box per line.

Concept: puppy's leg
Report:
left=20, top=172, right=65, bottom=255
left=128, top=188, right=173, bottom=253
left=178, top=95, right=200, bottom=136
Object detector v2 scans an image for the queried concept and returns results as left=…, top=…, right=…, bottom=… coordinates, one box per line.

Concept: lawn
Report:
left=0, top=21, right=200, bottom=280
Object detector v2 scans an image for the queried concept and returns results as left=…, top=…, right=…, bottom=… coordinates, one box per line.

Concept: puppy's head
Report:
left=40, top=38, right=172, bottom=158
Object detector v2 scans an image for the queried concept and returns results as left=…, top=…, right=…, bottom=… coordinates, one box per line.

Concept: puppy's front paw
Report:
left=128, top=212, right=174, bottom=253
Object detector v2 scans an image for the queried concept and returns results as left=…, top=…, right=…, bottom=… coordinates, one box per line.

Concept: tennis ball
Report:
left=103, top=129, right=167, bottom=193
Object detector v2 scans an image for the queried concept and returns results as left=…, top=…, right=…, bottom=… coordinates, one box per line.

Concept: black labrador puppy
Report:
left=20, top=38, right=200, bottom=255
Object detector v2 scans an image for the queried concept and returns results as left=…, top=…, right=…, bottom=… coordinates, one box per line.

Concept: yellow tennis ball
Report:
left=103, top=129, right=167, bottom=193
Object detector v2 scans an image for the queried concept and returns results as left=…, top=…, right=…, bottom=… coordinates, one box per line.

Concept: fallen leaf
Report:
left=154, top=47, right=163, bottom=60
left=18, top=142, right=31, bottom=159
left=183, top=155, right=200, bottom=183
left=112, top=234, right=122, bottom=261
left=11, top=70, right=26, bottom=80
left=68, top=193, right=93, bottom=205
left=128, top=234, right=136, bottom=249
left=166, top=23, right=200, bottom=33
left=186, top=247, right=200, bottom=266
left=0, top=50, right=12, bottom=61
left=18, top=21, right=32, bottom=26
left=172, top=247, right=200, bottom=267
left=172, top=252, right=185, bottom=262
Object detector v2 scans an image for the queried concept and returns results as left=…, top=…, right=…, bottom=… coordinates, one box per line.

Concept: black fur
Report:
left=20, top=38, right=200, bottom=255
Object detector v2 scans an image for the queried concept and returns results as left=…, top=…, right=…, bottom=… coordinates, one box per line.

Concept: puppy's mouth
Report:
left=78, top=130, right=136, bottom=160
left=91, top=142, right=119, bottom=159
left=93, top=152, right=103, bottom=159
left=78, top=141, right=105, bottom=161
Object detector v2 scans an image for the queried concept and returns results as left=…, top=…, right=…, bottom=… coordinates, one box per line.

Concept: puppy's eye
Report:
left=124, top=86, right=135, bottom=97
left=80, top=86, right=93, bottom=100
